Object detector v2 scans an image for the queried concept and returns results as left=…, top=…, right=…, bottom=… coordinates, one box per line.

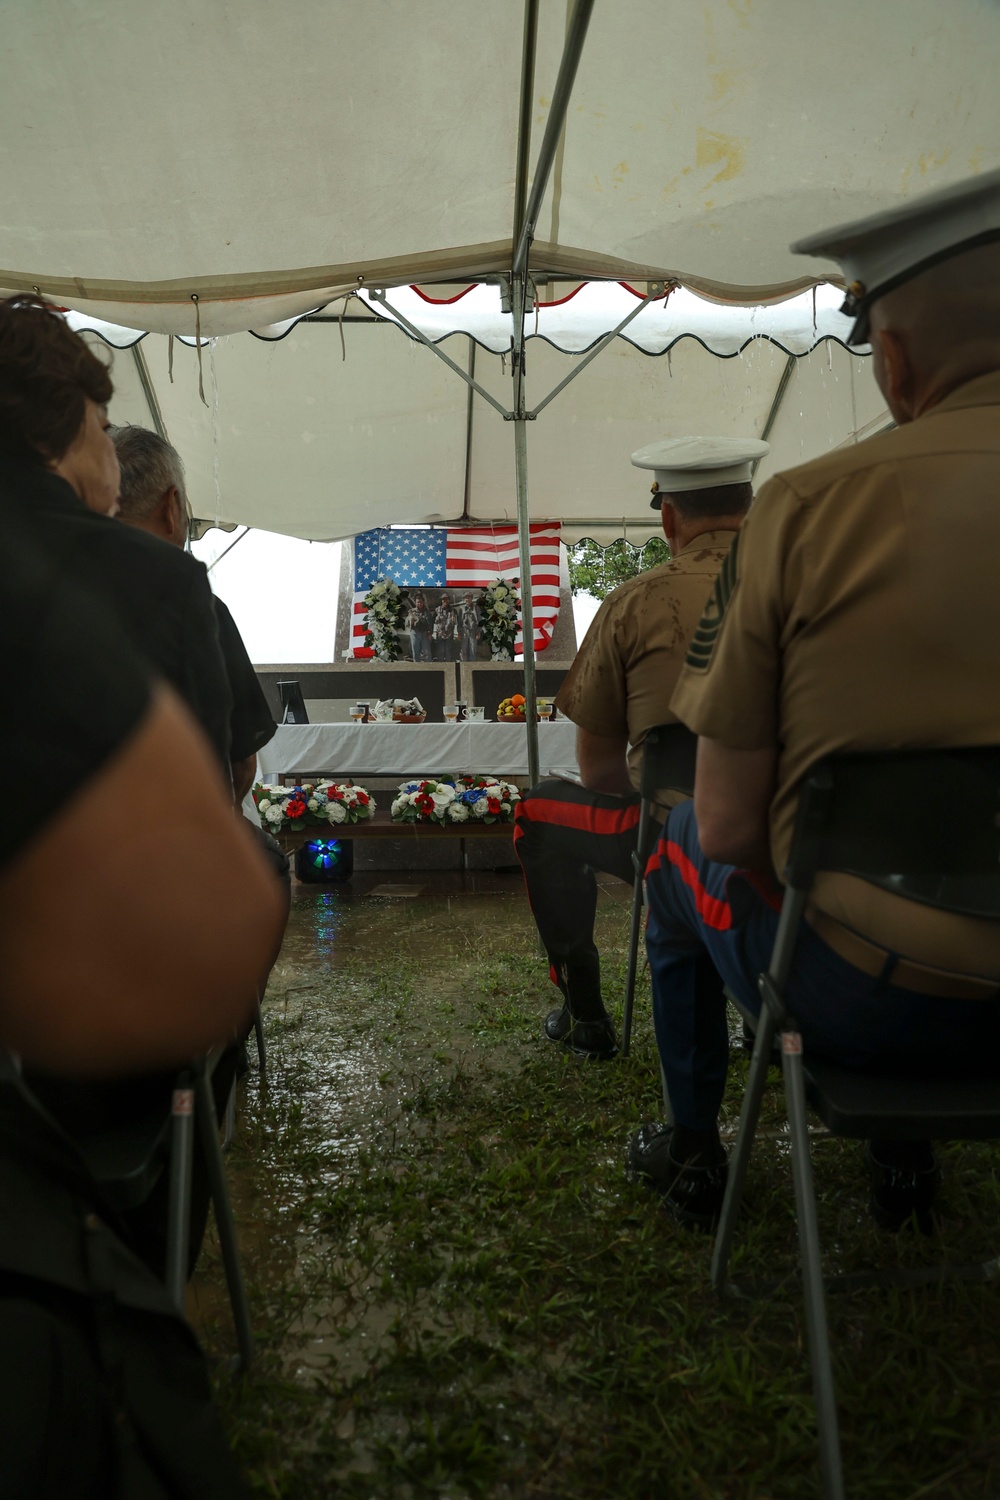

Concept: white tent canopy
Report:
left=2, top=1, right=998, bottom=335
left=94, top=313, right=883, bottom=545
left=4, top=0, right=995, bottom=542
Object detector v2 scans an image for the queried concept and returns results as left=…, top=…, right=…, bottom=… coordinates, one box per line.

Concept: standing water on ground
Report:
left=192, top=871, right=1000, bottom=1500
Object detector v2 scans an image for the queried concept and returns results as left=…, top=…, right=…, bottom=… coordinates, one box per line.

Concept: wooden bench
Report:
left=277, top=811, right=517, bottom=870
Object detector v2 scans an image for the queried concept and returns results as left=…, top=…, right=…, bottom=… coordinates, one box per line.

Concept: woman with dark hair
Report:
left=0, top=293, right=119, bottom=513
left=0, top=295, right=235, bottom=765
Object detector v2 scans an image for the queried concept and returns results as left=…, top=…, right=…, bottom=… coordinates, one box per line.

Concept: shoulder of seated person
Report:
left=599, top=555, right=700, bottom=610
left=761, top=424, right=920, bottom=505
left=113, top=523, right=207, bottom=575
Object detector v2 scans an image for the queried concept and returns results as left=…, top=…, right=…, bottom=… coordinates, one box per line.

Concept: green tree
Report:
left=567, top=537, right=670, bottom=601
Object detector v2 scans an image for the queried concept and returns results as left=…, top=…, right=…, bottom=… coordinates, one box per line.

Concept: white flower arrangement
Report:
left=252, top=781, right=376, bottom=832
left=362, top=576, right=406, bottom=661
left=480, top=577, right=520, bottom=661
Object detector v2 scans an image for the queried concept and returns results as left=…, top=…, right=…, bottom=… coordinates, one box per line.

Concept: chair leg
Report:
left=783, top=1034, right=845, bottom=1500
left=659, top=1061, right=674, bottom=1125
left=621, top=871, right=645, bottom=1058
left=253, top=995, right=267, bottom=1075
left=711, top=1004, right=777, bottom=1291
left=621, top=802, right=653, bottom=1058
left=165, top=1072, right=196, bottom=1312
left=195, top=1068, right=254, bottom=1372
left=222, top=1078, right=237, bottom=1153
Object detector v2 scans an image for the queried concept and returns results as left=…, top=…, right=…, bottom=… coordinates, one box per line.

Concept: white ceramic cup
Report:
left=466, top=706, right=485, bottom=722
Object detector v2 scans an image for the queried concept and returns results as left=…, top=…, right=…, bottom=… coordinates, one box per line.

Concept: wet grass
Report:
left=193, top=880, right=1000, bottom=1499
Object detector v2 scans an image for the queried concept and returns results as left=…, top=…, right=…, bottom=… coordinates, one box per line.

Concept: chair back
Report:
left=640, top=722, right=698, bottom=801
left=786, top=747, right=1000, bottom=920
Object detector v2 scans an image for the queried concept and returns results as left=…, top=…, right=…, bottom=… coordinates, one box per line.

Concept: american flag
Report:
left=351, top=525, right=561, bottom=657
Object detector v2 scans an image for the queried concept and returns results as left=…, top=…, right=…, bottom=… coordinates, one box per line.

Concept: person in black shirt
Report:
left=0, top=299, right=291, bottom=1494
left=0, top=498, right=282, bottom=1068
left=110, top=423, right=276, bottom=800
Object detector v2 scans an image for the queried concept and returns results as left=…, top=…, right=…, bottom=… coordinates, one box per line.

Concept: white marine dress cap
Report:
left=631, top=436, right=770, bottom=508
left=792, top=166, right=1000, bottom=345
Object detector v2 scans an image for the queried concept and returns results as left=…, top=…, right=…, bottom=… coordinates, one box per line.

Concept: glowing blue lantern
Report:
left=294, top=838, right=354, bottom=884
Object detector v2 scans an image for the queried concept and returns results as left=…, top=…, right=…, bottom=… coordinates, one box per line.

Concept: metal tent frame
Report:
left=368, top=0, right=639, bottom=785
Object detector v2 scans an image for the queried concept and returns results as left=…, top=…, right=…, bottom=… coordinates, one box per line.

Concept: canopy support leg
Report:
left=753, top=353, right=796, bottom=474
left=512, top=0, right=596, bottom=279
left=529, top=289, right=663, bottom=417
left=132, top=343, right=169, bottom=440
left=368, top=289, right=511, bottom=419
left=510, top=272, right=539, bottom=788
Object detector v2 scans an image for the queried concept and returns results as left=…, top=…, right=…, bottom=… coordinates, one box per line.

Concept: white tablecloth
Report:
left=257, top=721, right=579, bottom=780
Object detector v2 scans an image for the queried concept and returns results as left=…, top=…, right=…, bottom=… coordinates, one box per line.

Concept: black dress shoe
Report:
left=628, top=1122, right=728, bottom=1231
left=867, top=1144, right=939, bottom=1234
left=544, top=1005, right=618, bottom=1060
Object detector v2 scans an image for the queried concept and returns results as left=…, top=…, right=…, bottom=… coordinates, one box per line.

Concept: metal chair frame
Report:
left=162, top=1052, right=254, bottom=1368
left=3, top=1047, right=256, bottom=1371
left=621, top=722, right=698, bottom=1057
left=223, top=992, right=267, bottom=1151
left=709, top=747, right=1000, bottom=1500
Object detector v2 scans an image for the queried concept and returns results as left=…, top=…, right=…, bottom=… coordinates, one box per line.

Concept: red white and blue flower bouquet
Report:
left=390, top=775, right=520, bottom=826
left=253, top=781, right=376, bottom=833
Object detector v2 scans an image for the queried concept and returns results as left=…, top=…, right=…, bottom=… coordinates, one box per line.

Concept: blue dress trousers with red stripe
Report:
left=514, top=780, right=642, bottom=1021
left=646, top=800, right=1000, bottom=1131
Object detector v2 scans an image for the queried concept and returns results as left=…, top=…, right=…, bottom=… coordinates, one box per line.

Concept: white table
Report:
left=257, top=720, right=579, bottom=780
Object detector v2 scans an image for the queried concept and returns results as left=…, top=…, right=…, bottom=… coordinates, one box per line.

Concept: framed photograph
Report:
left=400, top=587, right=489, bottom=663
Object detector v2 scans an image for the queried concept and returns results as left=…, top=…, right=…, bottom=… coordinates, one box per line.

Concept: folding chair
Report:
left=223, top=992, right=267, bottom=1151
left=28, top=1050, right=255, bottom=1371
left=621, top=722, right=698, bottom=1057
left=710, top=747, right=1000, bottom=1500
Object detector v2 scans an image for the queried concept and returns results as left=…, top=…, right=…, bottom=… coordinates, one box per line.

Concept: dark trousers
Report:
left=646, top=800, right=1000, bottom=1130
left=0, top=1087, right=250, bottom=1500
left=514, top=779, right=641, bottom=1018
left=0, top=1290, right=116, bottom=1500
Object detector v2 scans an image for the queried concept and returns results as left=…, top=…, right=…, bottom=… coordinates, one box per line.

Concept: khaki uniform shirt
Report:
left=556, top=530, right=737, bottom=815
left=671, top=370, right=1000, bottom=978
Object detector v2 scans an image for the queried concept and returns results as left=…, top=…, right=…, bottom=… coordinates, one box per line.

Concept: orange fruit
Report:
left=511, top=694, right=525, bottom=707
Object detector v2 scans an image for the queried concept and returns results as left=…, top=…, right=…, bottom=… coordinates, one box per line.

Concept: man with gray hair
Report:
left=111, top=424, right=276, bottom=801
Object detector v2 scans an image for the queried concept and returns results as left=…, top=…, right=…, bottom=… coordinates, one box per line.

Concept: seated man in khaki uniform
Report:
left=514, top=437, right=768, bottom=1058
left=631, top=168, right=1000, bottom=1232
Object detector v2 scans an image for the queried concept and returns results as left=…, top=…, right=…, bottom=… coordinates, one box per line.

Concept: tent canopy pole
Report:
left=512, top=0, right=596, bottom=280
left=131, top=343, right=169, bottom=440
left=752, top=353, right=796, bottom=475
left=510, top=0, right=596, bottom=785
left=461, top=336, right=477, bottom=520
left=510, top=271, right=539, bottom=785
left=512, top=0, right=539, bottom=250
